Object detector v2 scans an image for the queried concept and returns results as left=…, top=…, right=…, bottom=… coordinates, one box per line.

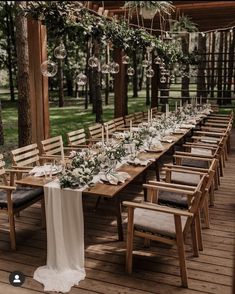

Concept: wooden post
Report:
left=27, top=19, right=50, bottom=148
left=151, top=53, right=159, bottom=108
left=181, top=34, right=190, bottom=103
left=197, top=34, right=207, bottom=102
left=114, top=47, right=127, bottom=118
left=217, top=32, right=224, bottom=105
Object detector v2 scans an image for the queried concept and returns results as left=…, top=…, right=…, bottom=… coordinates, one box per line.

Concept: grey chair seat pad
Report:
left=0, top=186, right=43, bottom=209
left=158, top=190, right=188, bottom=208
left=182, top=158, right=208, bottom=168
left=134, top=207, right=187, bottom=238
left=171, top=171, right=200, bottom=186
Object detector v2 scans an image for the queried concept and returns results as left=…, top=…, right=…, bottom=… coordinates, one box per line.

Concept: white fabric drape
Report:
left=34, top=180, right=86, bottom=293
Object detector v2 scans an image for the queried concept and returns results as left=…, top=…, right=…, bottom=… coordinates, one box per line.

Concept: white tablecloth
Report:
left=33, top=180, right=86, bottom=293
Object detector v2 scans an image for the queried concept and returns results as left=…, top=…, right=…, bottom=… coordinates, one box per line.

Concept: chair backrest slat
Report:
left=11, top=143, right=40, bottom=167
left=88, top=124, right=103, bottom=139
left=41, top=136, right=64, bottom=157
left=67, top=129, right=86, bottom=146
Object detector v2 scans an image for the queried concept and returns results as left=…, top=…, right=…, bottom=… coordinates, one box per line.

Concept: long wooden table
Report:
left=16, top=128, right=195, bottom=241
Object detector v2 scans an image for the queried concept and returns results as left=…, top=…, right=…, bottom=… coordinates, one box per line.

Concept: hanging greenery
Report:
left=21, top=1, right=196, bottom=65
left=172, top=15, right=199, bottom=33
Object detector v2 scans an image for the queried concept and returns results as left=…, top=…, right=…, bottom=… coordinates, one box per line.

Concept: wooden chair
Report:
left=162, top=159, right=217, bottom=229
left=124, top=114, right=135, bottom=127
left=41, top=136, right=76, bottom=162
left=67, top=128, right=90, bottom=148
left=134, top=112, right=144, bottom=124
left=0, top=153, right=44, bottom=250
left=88, top=123, right=103, bottom=142
left=103, top=120, right=116, bottom=137
left=114, top=117, right=127, bottom=131
left=123, top=175, right=207, bottom=288
left=11, top=143, right=40, bottom=170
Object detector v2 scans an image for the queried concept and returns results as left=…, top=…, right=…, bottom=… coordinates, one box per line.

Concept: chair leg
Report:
left=195, top=212, right=203, bottom=251
left=209, top=181, right=215, bottom=206
left=9, top=212, right=16, bottom=250
left=190, top=221, right=199, bottom=257
left=202, top=193, right=210, bottom=228
left=174, top=215, right=188, bottom=288
left=126, top=207, right=134, bottom=274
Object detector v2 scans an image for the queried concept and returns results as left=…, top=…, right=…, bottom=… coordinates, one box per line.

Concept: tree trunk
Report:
left=210, top=32, right=216, bottom=98
left=58, top=59, right=64, bottom=107
left=105, top=45, right=110, bottom=105
left=222, top=31, right=228, bottom=104
left=132, top=50, right=138, bottom=97
left=151, top=55, right=159, bottom=108
left=181, top=35, right=190, bottom=103
left=93, top=40, right=102, bottom=123
left=217, top=32, right=224, bottom=105
left=197, top=34, right=207, bottom=102
left=6, top=3, right=15, bottom=101
left=227, top=30, right=235, bottom=104
left=15, top=1, right=31, bottom=147
left=146, top=76, right=150, bottom=106
left=84, top=41, right=89, bottom=109
left=0, top=100, right=4, bottom=145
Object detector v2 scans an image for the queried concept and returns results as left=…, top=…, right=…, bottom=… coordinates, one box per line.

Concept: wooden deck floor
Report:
left=0, top=133, right=235, bottom=294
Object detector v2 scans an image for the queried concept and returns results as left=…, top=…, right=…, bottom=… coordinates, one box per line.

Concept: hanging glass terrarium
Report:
left=41, top=60, right=58, bottom=77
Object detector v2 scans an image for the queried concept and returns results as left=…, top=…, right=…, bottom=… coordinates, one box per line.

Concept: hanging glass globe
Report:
left=40, top=60, right=58, bottom=77
left=127, top=67, right=135, bottom=76
left=75, top=73, right=87, bottom=86
left=161, top=69, right=166, bottom=75
left=109, top=62, right=119, bottom=74
left=101, top=79, right=106, bottom=88
left=154, top=56, right=161, bottom=64
left=170, top=74, right=175, bottom=82
left=165, top=70, right=170, bottom=76
left=146, top=67, right=155, bottom=78
left=122, top=55, right=130, bottom=64
left=101, top=63, right=110, bottom=74
left=54, top=43, right=67, bottom=60
left=88, top=56, right=99, bottom=68
left=142, top=59, right=150, bottom=68
left=160, top=76, right=167, bottom=83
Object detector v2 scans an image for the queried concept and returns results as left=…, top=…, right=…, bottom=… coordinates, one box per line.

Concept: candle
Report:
left=148, top=110, right=150, bottom=124
left=101, top=125, right=104, bottom=146
left=150, top=109, right=153, bottom=122
left=130, top=119, right=132, bottom=138
left=206, top=98, right=209, bottom=104
left=165, top=104, right=169, bottom=116
left=179, top=100, right=182, bottom=108
left=106, top=124, right=109, bottom=143
left=175, top=101, right=177, bottom=111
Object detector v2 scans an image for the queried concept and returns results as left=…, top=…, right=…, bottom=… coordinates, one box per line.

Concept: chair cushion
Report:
left=181, top=158, right=208, bottom=168
left=0, top=186, right=43, bottom=209
left=171, top=171, right=200, bottom=186
left=134, top=208, right=187, bottom=238
left=158, top=190, right=188, bottom=208
left=191, top=147, right=212, bottom=156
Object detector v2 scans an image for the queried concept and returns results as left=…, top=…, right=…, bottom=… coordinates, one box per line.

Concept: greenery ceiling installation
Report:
left=22, top=1, right=196, bottom=65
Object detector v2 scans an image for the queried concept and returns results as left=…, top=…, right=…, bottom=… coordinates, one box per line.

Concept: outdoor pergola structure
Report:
left=28, top=0, right=235, bottom=145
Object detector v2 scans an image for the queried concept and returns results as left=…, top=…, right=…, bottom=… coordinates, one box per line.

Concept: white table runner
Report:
left=34, top=180, right=86, bottom=293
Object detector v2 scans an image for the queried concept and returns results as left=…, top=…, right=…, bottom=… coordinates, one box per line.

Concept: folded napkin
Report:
left=98, top=171, right=130, bottom=185
left=180, top=124, right=196, bottom=129
left=161, top=136, right=176, bottom=143
left=127, top=158, right=153, bottom=166
left=29, top=165, right=62, bottom=177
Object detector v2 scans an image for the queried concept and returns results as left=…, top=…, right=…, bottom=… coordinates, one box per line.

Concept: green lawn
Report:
left=0, top=88, right=233, bottom=165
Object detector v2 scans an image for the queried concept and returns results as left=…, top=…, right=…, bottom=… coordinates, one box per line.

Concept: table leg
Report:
left=114, top=197, right=123, bottom=241
left=155, top=161, right=160, bottom=181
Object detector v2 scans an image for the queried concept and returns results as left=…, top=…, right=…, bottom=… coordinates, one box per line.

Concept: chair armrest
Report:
left=143, top=182, right=195, bottom=195
left=195, top=131, right=224, bottom=136
left=173, top=154, right=213, bottom=162
left=11, top=165, right=32, bottom=170
left=162, top=167, right=206, bottom=176
left=174, top=151, right=214, bottom=159
left=5, top=169, right=30, bottom=174
left=123, top=201, right=193, bottom=217
left=163, top=163, right=209, bottom=173
left=187, top=141, right=218, bottom=148
left=183, top=143, right=216, bottom=150
left=0, top=185, right=16, bottom=191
